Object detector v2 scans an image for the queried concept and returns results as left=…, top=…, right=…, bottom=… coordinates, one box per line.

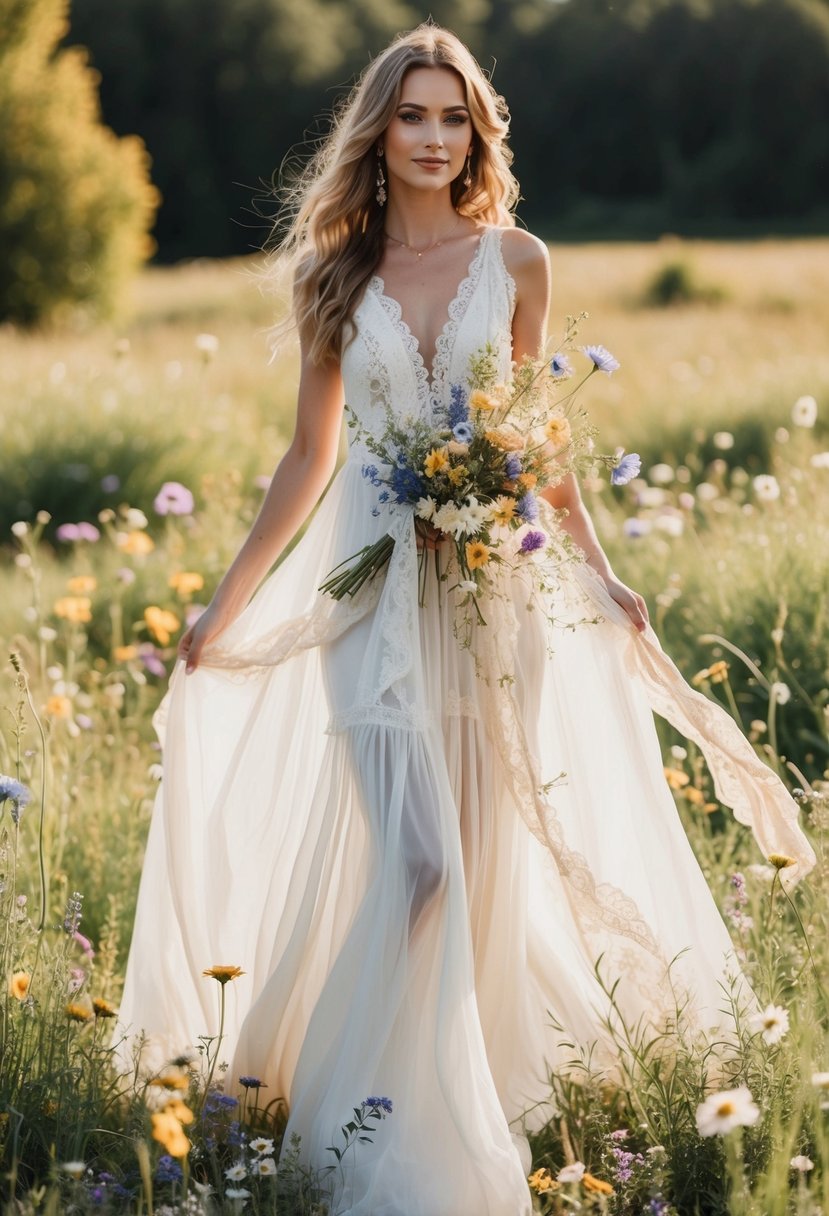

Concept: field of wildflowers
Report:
left=0, top=238, right=827, bottom=1213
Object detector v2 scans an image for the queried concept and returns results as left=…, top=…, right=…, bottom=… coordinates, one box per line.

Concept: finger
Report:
left=185, top=634, right=204, bottom=674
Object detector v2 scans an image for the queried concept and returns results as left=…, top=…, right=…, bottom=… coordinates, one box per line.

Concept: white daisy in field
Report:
left=749, top=1003, right=790, bottom=1045
left=249, top=1137, right=274, bottom=1156
left=695, top=1086, right=760, bottom=1137
left=225, top=1188, right=251, bottom=1201
left=61, top=1161, right=86, bottom=1179
left=791, top=395, right=817, bottom=428
left=414, top=496, right=436, bottom=521
left=753, top=474, right=780, bottom=502
left=713, top=431, right=734, bottom=450
left=195, top=332, right=219, bottom=358
left=810, top=1071, right=829, bottom=1089
left=557, top=1162, right=586, bottom=1183
left=224, top=1163, right=248, bottom=1181
left=255, top=1158, right=277, bottom=1176
left=790, top=1155, right=814, bottom=1172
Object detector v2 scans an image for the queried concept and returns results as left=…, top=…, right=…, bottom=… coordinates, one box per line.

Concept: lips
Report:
left=414, top=158, right=449, bottom=166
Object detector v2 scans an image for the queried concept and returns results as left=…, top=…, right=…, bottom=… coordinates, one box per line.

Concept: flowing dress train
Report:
left=115, top=226, right=814, bottom=1216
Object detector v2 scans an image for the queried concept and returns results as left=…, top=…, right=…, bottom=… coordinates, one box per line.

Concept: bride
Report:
left=115, top=22, right=814, bottom=1215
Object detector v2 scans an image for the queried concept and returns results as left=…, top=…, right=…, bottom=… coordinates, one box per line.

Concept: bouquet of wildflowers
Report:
left=319, top=316, right=640, bottom=622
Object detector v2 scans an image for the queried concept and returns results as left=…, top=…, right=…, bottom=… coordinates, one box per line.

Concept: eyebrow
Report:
left=396, top=103, right=470, bottom=113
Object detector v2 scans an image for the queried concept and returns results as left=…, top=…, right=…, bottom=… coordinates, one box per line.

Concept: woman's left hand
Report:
left=602, top=573, right=650, bottom=633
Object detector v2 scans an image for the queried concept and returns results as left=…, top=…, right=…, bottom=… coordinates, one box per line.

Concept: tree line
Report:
left=64, top=0, right=829, bottom=260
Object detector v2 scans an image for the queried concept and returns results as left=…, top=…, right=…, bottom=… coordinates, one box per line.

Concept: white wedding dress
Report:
left=115, top=226, right=814, bottom=1215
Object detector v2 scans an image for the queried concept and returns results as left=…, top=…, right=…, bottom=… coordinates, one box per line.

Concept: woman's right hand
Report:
left=178, top=600, right=238, bottom=673
left=414, top=519, right=447, bottom=551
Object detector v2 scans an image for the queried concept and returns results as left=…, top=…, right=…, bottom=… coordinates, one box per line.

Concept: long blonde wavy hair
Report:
left=267, top=23, right=520, bottom=365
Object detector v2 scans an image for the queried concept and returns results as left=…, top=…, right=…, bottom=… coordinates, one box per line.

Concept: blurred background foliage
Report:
left=58, top=0, right=829, bottom=263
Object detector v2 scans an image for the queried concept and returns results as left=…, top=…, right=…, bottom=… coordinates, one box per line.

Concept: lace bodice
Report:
left=341, top=226, right=517, bottom=455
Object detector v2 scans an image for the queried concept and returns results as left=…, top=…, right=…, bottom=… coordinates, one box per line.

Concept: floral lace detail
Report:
left=444, top=691, right=481, bottom=720
left=326, top=704, right=434, bottom=735
left=369, top=226, right=495, bottom=416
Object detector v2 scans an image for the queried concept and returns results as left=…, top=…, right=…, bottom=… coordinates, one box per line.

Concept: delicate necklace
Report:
left=384, top=215, right=464, bottom=259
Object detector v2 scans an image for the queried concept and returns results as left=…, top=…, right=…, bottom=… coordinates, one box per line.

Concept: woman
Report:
left=115, top=23, right=814, bottom=1215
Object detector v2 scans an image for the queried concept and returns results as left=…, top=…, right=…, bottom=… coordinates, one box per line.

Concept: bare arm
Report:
left=503, top=229, right=649, bottom=633
left=179, top=328, right=345, bottom=671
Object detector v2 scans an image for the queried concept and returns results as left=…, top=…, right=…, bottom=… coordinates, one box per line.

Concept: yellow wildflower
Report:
left=517, top=472, right=538, bottom=490
left=544, top=415, right=572, bottom=450
left=447, top=465, right=468, bottom=486
left=583, top=1172, right=614, bottom=1195
left=45, top=695, right=73, bottom=719
left=528, top=1167, right=559, bottom=1194
left=151, top=1110, right=190, bottom=1158
left=65, top=1002, right=92, bottom=1023
left=769, top=854, right=796, bottom=870
left=144, top=606, right=181, bottom=646
left=118, top=531, right=155, bottom=556
left=465, top=541, right=491, bottom=571
left=484, top=425, right=524, bottom=451
left=92, top=997, right=117, bottom=1019
left=66, top=575, right=97, bottom=595
left=168, top=571, right=204, bottom=597
left=708, top=660, right=729, bottom=683
left=149, top=1070, right=189, bottom=1091
left=164, top=1098, right=194, bottom=1125
left=423, top=448, right=450, bottom=478
left=202, top=965, right=245, bottom=985
left=53, top=596, right=92, bottom=624
left=663, top=767, right=689, bottom=789
left=489, top=495, right=516, bottom=525
left=114, top=645, right=138, bottom=662
left=469, top=389, right=498, bottom=412
left=10, top=971, right=31, bottom=1001
left=684, top=786, right=705, bottom=806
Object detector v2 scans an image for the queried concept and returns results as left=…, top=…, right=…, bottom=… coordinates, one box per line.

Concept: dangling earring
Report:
left=376, top=151, right=387, bottom=206
left=464, top=150, right=473, bottom=188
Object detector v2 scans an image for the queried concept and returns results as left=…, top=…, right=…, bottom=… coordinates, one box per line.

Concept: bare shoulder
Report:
left=498, top=227, right=550, bottom=286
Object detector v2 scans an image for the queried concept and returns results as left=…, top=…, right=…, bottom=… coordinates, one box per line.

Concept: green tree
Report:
left=0, top=0, right=159, bottom=326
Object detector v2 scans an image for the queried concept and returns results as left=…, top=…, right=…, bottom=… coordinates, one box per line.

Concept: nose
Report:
left=424, top=121, right=444, bottom=150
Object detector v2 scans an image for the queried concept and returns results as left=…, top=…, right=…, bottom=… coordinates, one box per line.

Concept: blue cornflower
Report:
left=516, top=493, right=539, bottom=523
left=504, top=451, right=522, bottom=480
left=549, top=353, right=573, bottom=378
left=365, top=1096, right=394, bottom=1114
left=0, top=775, right=31, bottom=825
left=581, top=344, right=620, bottom=375
left=448, top=383, right=469, bottom=429
left=155, top=1156, right=183, bottom=1184
left=238, top=1076, right=265, bottom=1089
left=389, top=465, right=426, bottom=504
left=519, top=529, right=546, bottom=554
left=452, top=422, right=473, bottom=444
left=610, top=451, right=642, bottom=486
left=227, top=1119, right=247, bottom=1147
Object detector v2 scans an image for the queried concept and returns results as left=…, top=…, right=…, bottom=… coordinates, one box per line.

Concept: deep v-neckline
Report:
left=369, top=226, right=493, bottom=401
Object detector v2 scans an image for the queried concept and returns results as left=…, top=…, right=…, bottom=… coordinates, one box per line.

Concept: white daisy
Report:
left=791, top=395, right=817, bottom=428
left=249, top=1137, right=275, bottom=1156
left=810, top=1071, right=829, bottom=1089
left=256, top=1158, right=277, bottom=1176
left=749, top=1003, right=789, bottom=1045
left=414, top=496, right=436, bottom=521
left=224, top=1163, right=248, bottom=1181
left=753, top=474, right=780, bottom=502
left=695, top=1086, right=760, bottom=1136
left=790, top=1154, right=814, bottom=1172
left=61, top=1161, right=86, bottom=1179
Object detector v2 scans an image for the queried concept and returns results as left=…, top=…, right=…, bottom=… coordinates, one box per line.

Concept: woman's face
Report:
left=381, top=66, right=473, bottom=197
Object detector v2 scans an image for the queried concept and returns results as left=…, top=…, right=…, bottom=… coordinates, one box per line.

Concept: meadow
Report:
left=0, top=237, right=828, bottom=1214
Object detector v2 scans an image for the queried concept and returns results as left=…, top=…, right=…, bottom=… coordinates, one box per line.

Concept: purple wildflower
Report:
left=647, top=1200, right=669, bottom=1216
left=731, top=872, right=747, bottom=904
left=63, top=890, right=83, bottom=934
left=139, top=644, right=167, bottom=678
left=76, top=522, right=101, bottom=542
left=519, top=529, right=546, bottom=554
left=549, top=353, right=573, bottom=378
left=581, top=344, right=620, bottom=375
left=452, top=422, right=473, bottom=444
left=154, top=1155, right=183, bottom=1184
left=365, top=1096, right=393, bottom=1114
left=610, top=452, right=642, bottom=486
left=0, top=775, right=32, bottom=825
left=448, top=383, right=469, bottom=429
left=504, top=452, right=522, bottom=480
left=516, top=492, right=539, bottom=523
left=68, top=966, right=86, bottom=993
left=609, top=1129, right=629, bottom=1141
left=56, top=523, right=80, bottom=542
left=239, top=1076, right=266, bottom=1089
left=154, top=481, right=195, bottom=516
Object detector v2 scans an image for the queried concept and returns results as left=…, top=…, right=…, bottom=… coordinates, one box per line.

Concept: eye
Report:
left=399, top=111, right=421, bottom=122
left=445, top=114, right=469, bottom=125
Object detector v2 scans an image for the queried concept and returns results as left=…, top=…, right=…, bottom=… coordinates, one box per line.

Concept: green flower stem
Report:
left=198, top=982, right=226, bottom=1116
left=318, top=536, right=395, bottom=599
